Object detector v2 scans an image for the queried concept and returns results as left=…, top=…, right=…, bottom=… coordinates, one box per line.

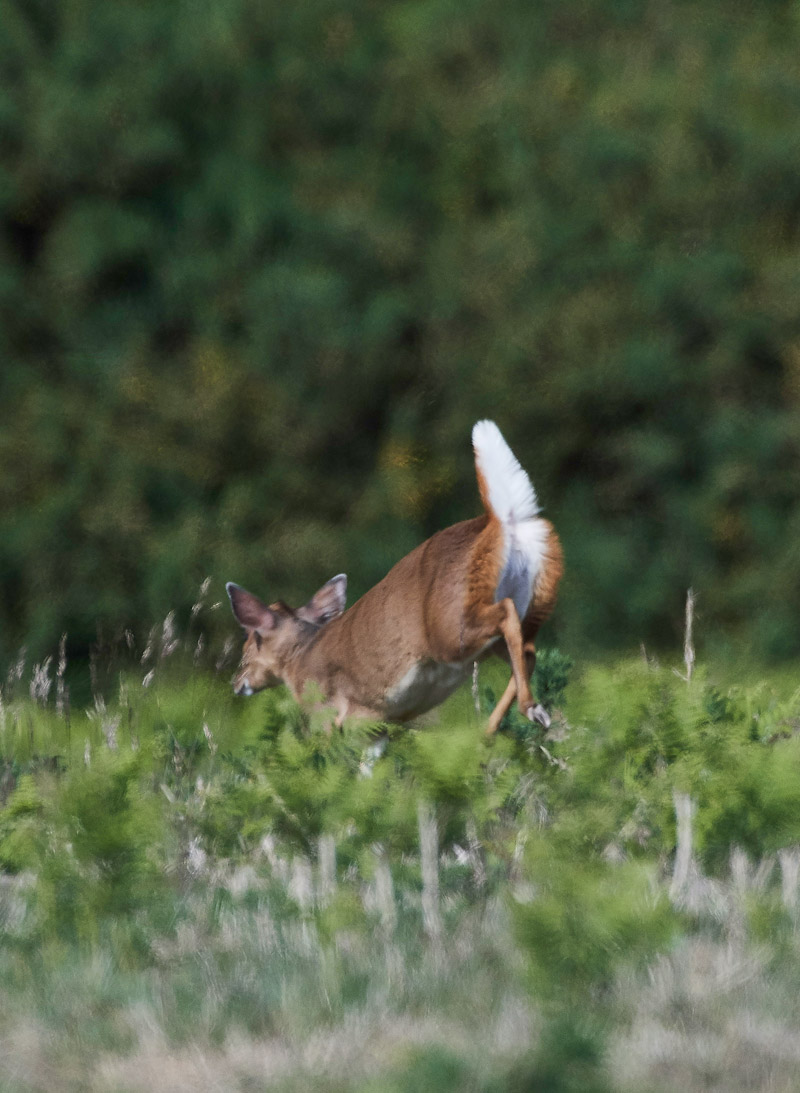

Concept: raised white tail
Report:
left=472, top=419, right=539, bottom=524
left=473, top=419, right=551, bottom=626
left=227, top=422, right=563, bottom=734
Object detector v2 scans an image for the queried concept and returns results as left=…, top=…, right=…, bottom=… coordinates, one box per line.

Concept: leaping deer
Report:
left=227, top=420, right=563, bottom=734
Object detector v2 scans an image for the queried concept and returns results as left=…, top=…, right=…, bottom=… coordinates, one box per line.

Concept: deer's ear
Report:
left=297, top=574, right=347, bottom=626
left=226, top=583, right=278, bottom=633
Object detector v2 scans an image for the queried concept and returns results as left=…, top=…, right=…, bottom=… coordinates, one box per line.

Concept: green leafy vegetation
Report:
left=2, top=621, right=800, bottom=1090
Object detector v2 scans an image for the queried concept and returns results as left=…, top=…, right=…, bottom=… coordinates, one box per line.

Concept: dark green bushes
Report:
left=3, top=1, right=800, bottom=665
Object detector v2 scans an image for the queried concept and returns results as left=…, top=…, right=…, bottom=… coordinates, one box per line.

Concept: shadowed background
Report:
left=2, top=0, right=800, bottom=667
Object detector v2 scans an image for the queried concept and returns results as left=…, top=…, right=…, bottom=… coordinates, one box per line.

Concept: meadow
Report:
left=1, top=589, right=800, bottom=1092
left=4, top=2, right=800, bottom=1088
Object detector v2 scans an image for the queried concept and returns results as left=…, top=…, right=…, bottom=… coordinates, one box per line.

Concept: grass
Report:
left=2, top=589, right=800, bottom=1090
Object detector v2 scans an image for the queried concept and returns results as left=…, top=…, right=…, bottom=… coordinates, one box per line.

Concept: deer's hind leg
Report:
left=462, top=597, right=542, bottom=731
left=486, top=641, right=549, bottom=735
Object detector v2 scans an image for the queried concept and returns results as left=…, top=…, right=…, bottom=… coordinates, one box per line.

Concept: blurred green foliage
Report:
left=2, top=0, right=800, bottom=667
left=2, top=639, right=800, bottom=1086
left=2, top=647, right=800, bottom=949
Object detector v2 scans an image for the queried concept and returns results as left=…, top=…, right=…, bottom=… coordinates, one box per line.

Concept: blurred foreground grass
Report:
left=2, top=600, right=800, bottom=1091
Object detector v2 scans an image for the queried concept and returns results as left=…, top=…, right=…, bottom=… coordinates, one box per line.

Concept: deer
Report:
left=226, top=420, right=563, bottom=735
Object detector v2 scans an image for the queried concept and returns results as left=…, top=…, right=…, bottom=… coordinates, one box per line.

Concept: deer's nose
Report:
left=233, top=677, right=254, bottom=697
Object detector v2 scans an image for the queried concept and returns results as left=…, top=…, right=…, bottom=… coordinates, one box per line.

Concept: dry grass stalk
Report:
left=202, top=722, right=217, bottom=755
left=55, top=633, right=68, bottom=719
left=29, top=657, right=53, bottom=706
left=418, top=800, right=442, bottom=942
left=160, top=611, right=179, bottom=659
left=778, top=848, right=800, bottom=911
left=684, top=587, right=696, bottom=681
left=317, top=834, right=336, bottom=907
left=465, top=816, right=487, bottom=891
left=289, top=857, right=314, bottom=914
left=371, top=843, right=397, bottom=936
left=190, top=577, right=212, bottom=620
left=102, top=716, right=120, bottom=751
left=141, top=626, right=157, bottom=666
left=669, top=791, right=696, bottom=903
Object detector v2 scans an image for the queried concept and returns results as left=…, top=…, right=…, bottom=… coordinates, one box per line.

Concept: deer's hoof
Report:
left=527, top=703, right=551, bottom=729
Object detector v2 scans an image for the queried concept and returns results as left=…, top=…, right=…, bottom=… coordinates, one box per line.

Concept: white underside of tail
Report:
left=472, top=420, right=548, bottom=621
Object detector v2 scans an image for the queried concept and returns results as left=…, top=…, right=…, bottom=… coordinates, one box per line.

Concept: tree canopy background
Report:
left=2, top=0, right=800, bottom=667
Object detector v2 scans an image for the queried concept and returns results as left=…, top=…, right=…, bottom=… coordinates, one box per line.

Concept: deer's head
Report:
left=226, top=575, right=347, bottom=695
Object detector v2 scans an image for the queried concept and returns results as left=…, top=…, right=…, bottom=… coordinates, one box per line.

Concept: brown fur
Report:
left=228, top=444, right=563, bottom=732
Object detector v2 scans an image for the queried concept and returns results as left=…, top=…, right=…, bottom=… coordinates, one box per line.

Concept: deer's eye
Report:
left=254, top=632, right=262, bottom=650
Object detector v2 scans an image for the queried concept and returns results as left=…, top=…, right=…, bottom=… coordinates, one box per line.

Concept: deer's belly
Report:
left=384, top=658, right=472, bottom=720
left=383, top=637, right=499, bottom=720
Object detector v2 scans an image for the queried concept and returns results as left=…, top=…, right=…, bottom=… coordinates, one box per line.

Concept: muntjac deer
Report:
left=227, top=421, right=563, bottom=734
